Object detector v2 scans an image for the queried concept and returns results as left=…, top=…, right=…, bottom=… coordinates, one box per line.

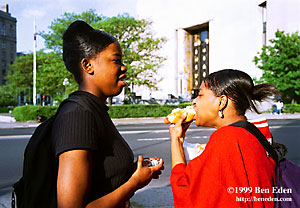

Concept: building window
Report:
left=2, top=51, right=6, bottom=59
left=0, top=23, right=6, bottom=36
left=2, top=42, right=6, bottom=48
left=191, top=28, right=209, bottom=98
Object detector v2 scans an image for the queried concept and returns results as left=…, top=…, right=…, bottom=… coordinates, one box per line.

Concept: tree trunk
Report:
left=108, top=97, right=113, bottom=105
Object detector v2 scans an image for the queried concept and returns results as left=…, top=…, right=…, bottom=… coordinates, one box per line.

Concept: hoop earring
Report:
left=218, top=110, right=224, bottom=119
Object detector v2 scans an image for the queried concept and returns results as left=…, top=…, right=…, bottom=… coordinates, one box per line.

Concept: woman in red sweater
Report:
left=169, top=69, right=279, bottom=208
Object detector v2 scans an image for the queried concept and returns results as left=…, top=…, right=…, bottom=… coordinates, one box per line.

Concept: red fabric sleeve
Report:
left=171, top=126, right=276, bottom=208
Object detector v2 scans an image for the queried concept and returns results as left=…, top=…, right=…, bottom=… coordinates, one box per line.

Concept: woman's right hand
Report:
left=130, top=155, right=164, bottom=190
left=169, top=114, right=192, bottom=143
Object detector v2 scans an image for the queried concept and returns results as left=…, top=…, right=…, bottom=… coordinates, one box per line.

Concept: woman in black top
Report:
left=54, top=20, right=164, bottom=208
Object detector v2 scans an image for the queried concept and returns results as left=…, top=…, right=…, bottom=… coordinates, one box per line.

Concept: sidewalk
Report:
left=1, top=112, right=300, bottom=129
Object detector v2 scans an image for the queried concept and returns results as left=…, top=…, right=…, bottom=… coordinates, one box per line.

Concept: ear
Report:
left=80, top=58, right=94, bottom=75
left=218, top=95, right=228, bottom=110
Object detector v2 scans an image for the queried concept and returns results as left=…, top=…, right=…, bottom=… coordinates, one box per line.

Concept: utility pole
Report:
left=33, top=20, right=37, bottom=105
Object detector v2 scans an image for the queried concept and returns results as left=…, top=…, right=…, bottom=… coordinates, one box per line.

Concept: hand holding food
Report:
left=164, top=106, right=196, bottom=124
left=142, top=157, right=161, bottom=167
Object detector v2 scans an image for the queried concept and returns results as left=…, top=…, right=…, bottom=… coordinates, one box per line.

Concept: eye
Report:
left=113, top=59, right=123, bottom=65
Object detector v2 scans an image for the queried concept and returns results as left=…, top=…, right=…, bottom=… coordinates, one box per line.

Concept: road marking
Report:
left=119, top=128, right=214, bottom=134
left=0, top=135, right=31, bottom=140
left=137, top=135, right=209, bottom=141
left=138, top=137, right=170, bottom=141
left=1, top=125, right=298, bottom=140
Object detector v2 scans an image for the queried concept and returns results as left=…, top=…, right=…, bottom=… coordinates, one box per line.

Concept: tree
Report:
left=254, top=30, right=300, bottom=103
left=39, top=9, right=104, bottom=53
left=5, top=51, right=77, bottom=103
left=5, top=53, right=34, bottom=101
left=40, top=10, right=166, bottom=93
left=0, top=86, right=17, bottom=107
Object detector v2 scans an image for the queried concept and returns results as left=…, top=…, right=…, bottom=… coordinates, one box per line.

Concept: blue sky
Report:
left=5, top=0, right=137, bottom=52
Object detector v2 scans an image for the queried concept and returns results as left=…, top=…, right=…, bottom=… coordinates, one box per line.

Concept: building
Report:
left=0, top=4, right=16, bottom=85
left=134, top=0, right=300, bottom=100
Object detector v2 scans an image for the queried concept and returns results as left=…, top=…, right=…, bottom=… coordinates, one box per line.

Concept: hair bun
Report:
left=63, top=20, right=94, bottom=39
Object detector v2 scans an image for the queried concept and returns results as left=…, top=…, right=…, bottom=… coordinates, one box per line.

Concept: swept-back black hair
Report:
left=63, top=20, right=117, bottom=83
left=204, top=69, right=280, bottom=115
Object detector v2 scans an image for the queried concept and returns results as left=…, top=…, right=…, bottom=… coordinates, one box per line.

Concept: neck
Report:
left=78, top=85, right=107, bottom=103
left=216, top=114, right=247, bottom=129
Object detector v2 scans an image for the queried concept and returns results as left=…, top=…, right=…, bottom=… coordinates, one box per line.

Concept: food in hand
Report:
left=183, top=142, right=206, bottom=160
left=164, top=106, right=196, bottom=124
left=142, top=158, right=161, bottom=167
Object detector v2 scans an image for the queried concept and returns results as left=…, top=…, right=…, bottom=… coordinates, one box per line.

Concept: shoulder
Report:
left=55, top=100, right=94, bottom=121
left=52, top=100, right=99, bottom=135
left=205, top=125, right=257, bottom=154
left=210, top=125, right=252, bottom=143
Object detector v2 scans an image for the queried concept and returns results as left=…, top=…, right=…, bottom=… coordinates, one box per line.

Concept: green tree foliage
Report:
left=94, top=14, right=166, bottom=90
left=40, top=10, right=166, bottom=91
left=0, top=86, right=17, bottom=107
left=5, top=54, right=33, bottom=99
left=5, top=51, right=77, bottom=103
left=6, top=10, right=166, bottom=105
left=254, top=30, right=300, bottom=103
left=39, top=9, right=104, bottom=52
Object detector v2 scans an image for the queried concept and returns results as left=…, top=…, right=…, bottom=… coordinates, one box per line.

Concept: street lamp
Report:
left=63, top=78, right=69, bottom=98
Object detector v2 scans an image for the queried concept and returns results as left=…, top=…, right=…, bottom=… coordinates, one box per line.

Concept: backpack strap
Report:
left=230, top=120, right=279, bottom=165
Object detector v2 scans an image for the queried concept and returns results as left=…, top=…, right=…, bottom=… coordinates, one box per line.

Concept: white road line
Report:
left=120, top=128, right=214, bottom=134
left=137, top=135, right=209, bottom=141
left=138, top=137, right=170, bottom=141
left=1, top=125, right=297, bottom=140
left=0, top=135, right=31, bottom=140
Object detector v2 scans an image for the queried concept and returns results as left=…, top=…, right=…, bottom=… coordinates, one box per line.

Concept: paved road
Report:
left=1, top=119, right=300, bottom=207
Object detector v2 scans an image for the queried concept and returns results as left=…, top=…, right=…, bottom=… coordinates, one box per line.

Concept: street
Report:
left=0, top=119, right=300, bottom=207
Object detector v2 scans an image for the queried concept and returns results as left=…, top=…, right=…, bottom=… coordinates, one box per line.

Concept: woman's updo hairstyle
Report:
left=204, top=69, right=279, bottom=115
left=63, top=20, right=117, bottom=83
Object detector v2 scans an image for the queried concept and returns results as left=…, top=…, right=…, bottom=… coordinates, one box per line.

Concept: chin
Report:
left=195, top=119, right=201, bottom=127
left=110, top=86, right=124, bottom=97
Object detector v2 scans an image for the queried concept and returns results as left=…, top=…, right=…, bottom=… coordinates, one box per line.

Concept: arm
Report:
left=169, top=115, right=191, bottom=168
left=57, top=150, right=164, bottom=208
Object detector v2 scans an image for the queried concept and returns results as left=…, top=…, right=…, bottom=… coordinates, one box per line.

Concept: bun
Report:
left=164, top=106, right=196, bottom=124
left=63, top=20, right=94, bottom=39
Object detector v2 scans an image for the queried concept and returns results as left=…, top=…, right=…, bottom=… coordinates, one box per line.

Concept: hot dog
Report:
left=164, top=106, right=196, bottom=124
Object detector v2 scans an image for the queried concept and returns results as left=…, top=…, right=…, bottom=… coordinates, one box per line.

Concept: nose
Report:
left=192, top=98, right=197, bottom=106
left=121, top=64, right=127, bottom=72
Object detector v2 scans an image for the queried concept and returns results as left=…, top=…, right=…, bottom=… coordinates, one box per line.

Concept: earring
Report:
left=218, top=110, right=224, bottom=119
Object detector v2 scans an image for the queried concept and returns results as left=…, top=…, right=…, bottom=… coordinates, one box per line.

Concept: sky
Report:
left=4, top=0, right=138, bottom=52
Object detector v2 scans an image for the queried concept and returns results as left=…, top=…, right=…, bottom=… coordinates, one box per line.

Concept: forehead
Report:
left=199, top=82, right=214, bottom=94
left=102, top=42, right=122, bottom=55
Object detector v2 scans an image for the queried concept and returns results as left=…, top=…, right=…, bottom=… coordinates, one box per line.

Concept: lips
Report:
left=118, top=74, right=127, bottom=85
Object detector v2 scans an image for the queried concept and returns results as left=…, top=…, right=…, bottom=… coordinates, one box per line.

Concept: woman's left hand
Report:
left=130, top=155, right=164, bottom=190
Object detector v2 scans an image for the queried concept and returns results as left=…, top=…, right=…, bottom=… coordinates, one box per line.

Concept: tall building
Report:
left=0, top=4, right=16, bottom=85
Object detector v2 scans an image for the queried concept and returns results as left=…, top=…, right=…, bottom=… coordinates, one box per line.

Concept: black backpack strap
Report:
left=230, top=120, right=279, bottom=165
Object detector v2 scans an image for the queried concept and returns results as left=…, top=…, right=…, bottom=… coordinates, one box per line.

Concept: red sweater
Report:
left=171, top=126, right=276, bottom=208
